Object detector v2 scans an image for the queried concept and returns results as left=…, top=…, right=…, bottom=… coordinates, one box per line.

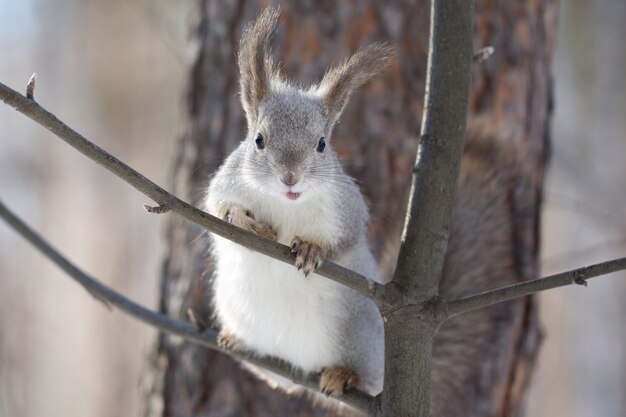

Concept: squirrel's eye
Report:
left=255, top=133, right=265, bottom=150
left=317, top=137, right=326, bottom=153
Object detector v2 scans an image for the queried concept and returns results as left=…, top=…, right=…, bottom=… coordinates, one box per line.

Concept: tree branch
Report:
left=378, top=1, right=475, bottom=416
left=0, top=80, right=394, bottom=309
left=392, top=0, right=474, bottom=301
left=447, top=257, right=626, bottom=317
left=0, top=198, right=373, bottom=412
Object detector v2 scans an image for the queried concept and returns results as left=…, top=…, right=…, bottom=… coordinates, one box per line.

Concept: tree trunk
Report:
left=144, top=1, right=556, bottom=416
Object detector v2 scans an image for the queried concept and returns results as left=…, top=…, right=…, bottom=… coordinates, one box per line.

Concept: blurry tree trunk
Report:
left=144, top=1, right=556, bottom=416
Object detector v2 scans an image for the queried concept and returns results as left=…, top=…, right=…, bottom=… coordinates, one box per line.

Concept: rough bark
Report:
left=144, top=1, right=556, bottom=416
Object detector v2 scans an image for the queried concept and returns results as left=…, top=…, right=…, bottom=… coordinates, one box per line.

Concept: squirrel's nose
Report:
left=281, top=171, right=297, bottom=186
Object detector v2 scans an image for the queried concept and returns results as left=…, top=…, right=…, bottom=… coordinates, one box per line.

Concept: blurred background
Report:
left=0, top=1, right=624, bottom=417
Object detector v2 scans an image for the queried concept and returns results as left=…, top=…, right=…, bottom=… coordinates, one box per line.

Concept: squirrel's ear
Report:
left=238, top=7, right=280, bottom=125
left=318, top=44, right=396, bottom=126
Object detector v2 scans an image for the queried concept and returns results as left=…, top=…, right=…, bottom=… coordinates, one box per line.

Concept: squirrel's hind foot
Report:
left=319, top=366, right=360, bottom=397
left=291, top=237, right=328, bottom=276
left=217, top=329, right=243, bottom=351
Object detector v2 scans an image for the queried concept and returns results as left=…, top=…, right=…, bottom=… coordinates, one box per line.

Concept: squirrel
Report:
left=204, top=8, right=393, bottom=397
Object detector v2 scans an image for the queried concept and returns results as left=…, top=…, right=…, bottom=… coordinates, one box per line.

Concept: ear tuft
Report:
left=319, top=43, right=396, bottom=126
left=238, top=7, right=281, bottom=125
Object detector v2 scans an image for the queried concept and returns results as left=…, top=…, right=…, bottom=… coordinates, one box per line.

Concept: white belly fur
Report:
left=212, top=236, right=347, bottom=372
left=207, top=179, right=383, bottom=386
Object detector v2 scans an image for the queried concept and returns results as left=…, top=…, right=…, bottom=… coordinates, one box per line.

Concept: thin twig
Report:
left=0, top=198, right=373, bottom=412
left=143, top=203, right=171, bottom=214
left=186, top=308, right=207, bottom=332
left=0, top=80, right=393, bottom=309
left=447, top=257, right=626, bottom=317
left=473, top=46, right=494, bottom=63
left=26, top=73, right=37, bottom=100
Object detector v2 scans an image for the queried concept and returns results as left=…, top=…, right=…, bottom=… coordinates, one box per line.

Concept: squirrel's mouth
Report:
left=286, top=191, right=301, bottom=200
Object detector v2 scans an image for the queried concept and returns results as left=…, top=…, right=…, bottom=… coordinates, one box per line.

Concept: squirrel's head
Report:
left=238, top=8, right=395, bottom=203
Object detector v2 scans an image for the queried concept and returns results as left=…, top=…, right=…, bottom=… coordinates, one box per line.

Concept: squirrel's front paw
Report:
left=320, top=366, right=360, bottom=397
left=290, top=237, right=328, bottom=276
left=221, top=204, right=277, bottom=241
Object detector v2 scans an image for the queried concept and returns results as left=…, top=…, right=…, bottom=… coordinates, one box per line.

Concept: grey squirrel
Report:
left=205, top=8, right=393, bottom=396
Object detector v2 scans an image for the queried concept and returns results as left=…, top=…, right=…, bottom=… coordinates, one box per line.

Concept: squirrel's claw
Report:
left=291, top=237, right=327, bottom=276
left=222, top=204, right=277, bottom=241
left=217, top=329, right=243, bottom=351
left=319, top=366, right=360, bottom=397
left=249, top=220, right=277, bottom=240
